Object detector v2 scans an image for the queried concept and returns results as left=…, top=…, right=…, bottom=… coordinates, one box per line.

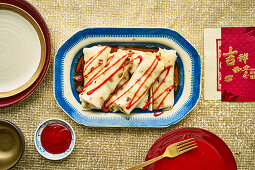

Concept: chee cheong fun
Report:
left=147, top=49, right=177, bottom=111
left=79, top=46, right=177, bottom=115
left=80, top=46, right=111, bottom=108
left=80, top=47, right=133, bottom=109
left=110, top=52, right=164, bottom=115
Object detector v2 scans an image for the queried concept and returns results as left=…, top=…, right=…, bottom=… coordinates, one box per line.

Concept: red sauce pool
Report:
left=41, top=123, right=72, bottom=154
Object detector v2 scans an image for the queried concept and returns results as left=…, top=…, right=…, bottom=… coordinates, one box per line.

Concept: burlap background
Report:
left=0, top=0, right=254, bottom=169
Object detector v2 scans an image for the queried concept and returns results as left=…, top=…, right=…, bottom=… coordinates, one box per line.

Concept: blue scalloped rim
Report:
left=54, top=28, right=201, bottom=127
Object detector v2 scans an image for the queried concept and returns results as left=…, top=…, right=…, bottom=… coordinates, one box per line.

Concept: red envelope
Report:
left=221, top=27, right=255, bottom=101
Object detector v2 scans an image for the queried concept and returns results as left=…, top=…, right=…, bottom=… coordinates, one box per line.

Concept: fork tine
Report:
left=178, top=143, right=197, bottom=151
left=175, top=138, right=194, bottom=146
left=177, top=140, right=196, bottom=149
left=178, top=145, right=197, bottom=154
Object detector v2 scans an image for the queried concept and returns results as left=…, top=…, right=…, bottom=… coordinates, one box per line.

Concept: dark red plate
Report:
left=145, top=127, right=237, bottom=170
left=0, top=0, right=51, bottom=108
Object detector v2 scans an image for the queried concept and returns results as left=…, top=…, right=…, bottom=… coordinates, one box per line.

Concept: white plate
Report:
left=0, top=3, right=46, bottom=98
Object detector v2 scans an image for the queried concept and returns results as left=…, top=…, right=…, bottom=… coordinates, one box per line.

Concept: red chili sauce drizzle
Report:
left=141, top=66, right=175, bottom=117
left=82, top=54, right=115, bottom=91
left=86, top=52, right=134, bottom=95
left=73, top=46, right=179, bottom=117
left=41, top=123, right=72, bottom=154
left=82, top=46, right=110, bottom=90
left=153, top=85, right=175, bottom=117
left=143, top=66, right=171, bottom=109
left=73, top=47, right=160, bottom=94
left=101, top=55, right=143, bottom=112
left=143, top=66, right=174, bottom=117
left=125, top=58, right=159, bottom=110
left=101, top=57, right=158, bottom=112
left=101, top=78, right=130, bottom=112
left=83, top=46, right=108, bottom=72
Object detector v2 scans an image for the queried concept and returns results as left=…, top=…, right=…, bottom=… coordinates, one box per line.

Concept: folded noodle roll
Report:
left=103, top=51, right=149, bottom=112
left=136, top=90, right=150, bottom=110
left=103, top=71, right=130, bottom=112
left=151, top=48, right=177, bottom=110
left=129, top=50, right=151, bottom=110
left=79, top=49, right=133, bottom=109
left=129, top=50, right=144, bottom=75
left=80, top=46, right=111, bottom=109
left=113, top=53, right=164, bottom=115
left=83, top=46, right=111, bottom=86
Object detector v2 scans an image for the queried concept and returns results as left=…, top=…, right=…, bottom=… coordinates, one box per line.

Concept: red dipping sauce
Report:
left=41, top=123, right=72, bottom=154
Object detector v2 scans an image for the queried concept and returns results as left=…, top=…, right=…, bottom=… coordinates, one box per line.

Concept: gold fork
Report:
left=126, top=138, right=197, bottom=170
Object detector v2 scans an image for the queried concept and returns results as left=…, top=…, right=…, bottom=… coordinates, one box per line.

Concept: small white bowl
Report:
left=34, top=119, right=75, bottom=160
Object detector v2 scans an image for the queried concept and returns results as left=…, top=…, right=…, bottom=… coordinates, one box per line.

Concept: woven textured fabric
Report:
left=0, top=0, right=254, bottom=169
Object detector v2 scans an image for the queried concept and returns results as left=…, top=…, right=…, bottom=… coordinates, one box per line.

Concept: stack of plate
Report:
left=0, top=0, right=51, bottom=108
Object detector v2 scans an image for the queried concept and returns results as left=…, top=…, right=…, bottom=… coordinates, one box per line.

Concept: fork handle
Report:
left=126, top=154, right=165, bottom=170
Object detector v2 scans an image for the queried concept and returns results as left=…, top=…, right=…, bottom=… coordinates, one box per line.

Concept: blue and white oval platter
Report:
left=54, top=28, right=201, bottom=127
